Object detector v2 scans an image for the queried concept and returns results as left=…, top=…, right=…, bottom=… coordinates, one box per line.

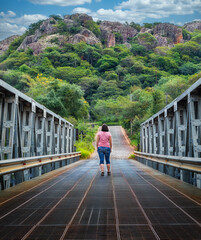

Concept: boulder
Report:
left=69, top=28, right=101, bottom=45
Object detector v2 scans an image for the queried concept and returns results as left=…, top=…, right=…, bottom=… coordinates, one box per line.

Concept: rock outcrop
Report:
left=0, top=35, right=19, bottom=55
left=100, top=21, right=138, bottom=47
left=18, top=17, right=58, bottom=52
left=183, top=21, right=201, bottom=32
left=153, top=23, right=183, bottom=45
left=69, top=28, right=101, bottom=45
left=64, top=13, right=93, bottom=25
left=39, top=17, right=58, bottom=35
left=20, top=34, right=67, bottom=55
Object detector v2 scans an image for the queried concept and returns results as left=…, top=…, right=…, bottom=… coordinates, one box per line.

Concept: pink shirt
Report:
left=97, top=131, right=112, bottom=148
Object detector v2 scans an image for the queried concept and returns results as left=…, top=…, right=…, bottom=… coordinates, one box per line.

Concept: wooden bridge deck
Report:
left=0, top=126, right=201, bottom=240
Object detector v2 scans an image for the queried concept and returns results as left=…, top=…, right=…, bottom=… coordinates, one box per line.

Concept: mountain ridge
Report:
left=1, top=14, right=201, bottom=55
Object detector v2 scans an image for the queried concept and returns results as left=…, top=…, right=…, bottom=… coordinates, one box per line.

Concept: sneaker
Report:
left=107, top=172, right=111, bottom=176
left=101, top=172, right=104, bottom=176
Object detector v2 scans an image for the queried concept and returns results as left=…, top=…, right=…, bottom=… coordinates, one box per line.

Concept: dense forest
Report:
left=0, top=14, right=201, bottom=148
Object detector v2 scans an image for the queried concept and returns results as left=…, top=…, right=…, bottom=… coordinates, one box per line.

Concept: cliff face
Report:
left=0, top=15, right=200, bottom=55
left=100, top=21, right=138, bottom=47
left=153, top=23, right=183, bottom=47
left=184, top=21, right=201, bottom=32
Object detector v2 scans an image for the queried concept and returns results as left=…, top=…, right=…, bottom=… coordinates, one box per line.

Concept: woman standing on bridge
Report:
left=96, top=124, right=112, bottom=176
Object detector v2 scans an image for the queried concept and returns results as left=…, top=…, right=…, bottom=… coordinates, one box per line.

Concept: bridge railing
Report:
left=0, top=152, right=81, bottom=190
left=134, top=151, right=201, bottom=188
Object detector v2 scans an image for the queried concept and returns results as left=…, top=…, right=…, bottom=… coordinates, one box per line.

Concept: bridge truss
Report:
left=141, top=78, right=201, bottom=158
left=139, top=78, right=201, bottom=187
left=0, top=80, right=74, bottom=160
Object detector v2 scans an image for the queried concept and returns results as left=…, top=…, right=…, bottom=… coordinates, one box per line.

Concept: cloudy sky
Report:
left=1, top=0, right=201, bottom=41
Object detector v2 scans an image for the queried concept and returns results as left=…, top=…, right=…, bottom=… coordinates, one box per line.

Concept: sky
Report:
left=0, top=0, right=201, bottom=41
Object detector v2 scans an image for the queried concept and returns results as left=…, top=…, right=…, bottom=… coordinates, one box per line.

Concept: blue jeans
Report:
left=98, top=147, right=111, bottom=164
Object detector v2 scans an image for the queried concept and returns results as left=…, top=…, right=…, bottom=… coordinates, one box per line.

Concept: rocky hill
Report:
left=0, top=35, right=19, bottom=55
left=1, top=14, right=201, bottom=55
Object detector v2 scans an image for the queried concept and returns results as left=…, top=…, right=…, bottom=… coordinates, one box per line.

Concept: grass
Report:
left=128, top=154, right=135, bottom=159
left=75, top=123, right=98, bottom=159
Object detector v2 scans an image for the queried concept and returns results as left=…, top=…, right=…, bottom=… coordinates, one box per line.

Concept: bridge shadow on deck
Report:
left=0, top=126, right=201, bottom=240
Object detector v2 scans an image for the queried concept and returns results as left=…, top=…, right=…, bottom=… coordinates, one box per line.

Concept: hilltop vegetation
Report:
left=0, top=14, right=201, bottom=145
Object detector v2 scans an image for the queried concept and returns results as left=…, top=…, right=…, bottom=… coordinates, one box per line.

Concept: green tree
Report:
left=172, top=41, right=201, bottom=59
left=19, top=64, right=38, bottom=77
left=152, top=89, right=166, bottom=114
left=120, top=74, right=141, bottom=91
left=129, top=22, right=141, bottom=31
left=131, top=44, right=147, bottom=56
left=78, top=76, right=99, bottom=100
left=49, top=15, right=62, bottom=21
left=26, top=20, right=44, bottom=35
left=179, top=62, right=200, bottom=75
left=84, top=20, right=101, bottom=37
left=113, top=32, right=123, bottom=44
left=96, top=55, right=119, bottom=71
left=159, top=76, right=188, bottom=101
left=134, top=32, right=157, bottom=50
left=191, top=33, right=201, bottom=44
left=182, top=28, right=191, bottom=40
left=104, top=71, right=118, bottom=81
left=55, top=66, right=91, bottom=83
left=95, top=80, right=123, bottom=99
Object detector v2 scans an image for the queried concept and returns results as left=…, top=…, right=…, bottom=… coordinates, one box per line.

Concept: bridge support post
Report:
left=158, top=163, right=164, bottom=173
left=180, top=169, right=190, bottom=183
left=196, top=173, right=201, bottom=188
left=2, top=174, right=11, bottom=189
left=23, top=169, right=30, bottom=181
left=55, top=162, right=60, bottom=169
left=152, top=161, right=157, bottom=170
left=15, top=171, right=24, bottom=184
left=43, top=164, right=51, bottom=174
left=32, top=166, right=42, bottom=177
left=167, top=166, right=174, bottom=177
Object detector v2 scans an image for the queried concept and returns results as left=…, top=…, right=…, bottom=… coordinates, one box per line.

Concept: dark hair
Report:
left=101, top=124, right=109, bottom=132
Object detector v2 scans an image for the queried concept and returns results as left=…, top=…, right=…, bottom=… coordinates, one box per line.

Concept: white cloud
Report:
left=0, top=10, right=16, bottom=18
left=14, top=14, right=47, bottom=26
left=87, top=0, right=201, bottom=24
left=116, top=0, right=201, bottom=16
left=72, top=8, right=92, bottom=14
left=0, top=11, right=47, bottom=41
left=29, top=0, right=91, bottom=6
left=0, top=23, right=26, bottom=40
left=193, top=19, right=201, bottom=22
left=90, top=9, right=146, bottom=23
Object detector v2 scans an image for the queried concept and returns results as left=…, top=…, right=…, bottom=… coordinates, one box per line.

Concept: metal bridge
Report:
left=0, top=80, right=201, bottom=239
left=137, top=78, right=201, bottom=188
left=0, top=80, right=78, bottom=190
